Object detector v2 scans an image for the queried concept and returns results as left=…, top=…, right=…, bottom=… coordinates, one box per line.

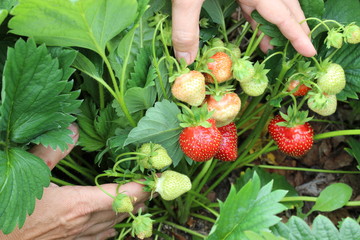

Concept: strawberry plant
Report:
left=1, top=0, right=360, bottom=239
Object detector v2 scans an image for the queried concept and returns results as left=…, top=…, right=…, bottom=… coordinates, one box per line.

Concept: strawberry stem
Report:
left=314, top=129, right=360, bottom=140
left=244, top=164, right=360, bottom=174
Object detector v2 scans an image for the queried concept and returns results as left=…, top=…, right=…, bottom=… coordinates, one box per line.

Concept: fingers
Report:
left=84, top=182, right=150, bottom=212
left=172, top=0, right=204, bottom=65
left=239, top=0, right=316, bottom=57
left=29, top=123, right=79, bottom=170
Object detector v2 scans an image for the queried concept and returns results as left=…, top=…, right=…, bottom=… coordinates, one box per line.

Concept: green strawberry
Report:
left=112, top=193, right=134, bottom=213
left=240, top=62, right=269, bottom=96
left=233, top=57, right=255, bottom=83
left=317, top=62, right=345, bottom=95
left=325, top=28, right=343, bottom=49
left=155, top=170, right=192, bottom=201
left=138, top=143, right=172, bottom=170
left=307, top=93, right=337, bottom=116
left=343, top=23, right=360, bottom=44
left=132, top=213, right=153, bottom=239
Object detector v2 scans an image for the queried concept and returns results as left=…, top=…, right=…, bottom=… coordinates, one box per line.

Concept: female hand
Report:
left=171, top=0, right=317, bottom=65
left=0, top=124, right=150, bottom=240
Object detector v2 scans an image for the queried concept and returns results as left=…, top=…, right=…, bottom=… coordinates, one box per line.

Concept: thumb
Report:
left=172, top=0, right=204, bottom=65
left=29, top=123, right=79, bottom=170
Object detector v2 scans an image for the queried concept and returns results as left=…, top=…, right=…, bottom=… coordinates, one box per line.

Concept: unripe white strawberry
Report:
left=138, top=143, right=172, bottom=170
left=240, top=62, right=269, bottom=96
left=325, top=28, right=343, bottom=49
left=233, top=57, right=255, bottom=83
left=308, top=93, right=337, bottom=116
left=343, top=24, right=360, bottom=44
left=131, top=213, right=153, bottom=239
left=317, top=63, right=345, bottom=95
left=171, top=70, right=206, bottom=106
left=155, top=170, right=192, bottom=201
left=112, top=193, right=133, bottom=213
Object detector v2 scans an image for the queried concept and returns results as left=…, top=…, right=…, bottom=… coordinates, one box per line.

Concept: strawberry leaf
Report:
left=310, top=183, right=352, bottom=213
left=323, top=0, right=360, bottom=25
left=339, top=218, right=360, bottom=239
left=124, top=100, right=184, bottom=166
left=9, top=0, right=138, bottom=55
left=271, top=215, right=360, bottom=240
left=78, top=100, right=118, bottom=152
left=208, top=173, right=287, bottom=240
left=0, top=148, right=50, bottom=234
left=328, top=44, right=360, bottom=100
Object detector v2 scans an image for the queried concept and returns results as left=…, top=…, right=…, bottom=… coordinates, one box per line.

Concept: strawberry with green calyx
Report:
left=144, top=170, right=192, bottom=201
left=214, top=122, right=238, bottom=161
left=178, top=105, right=222, bottom=162
left=325, top=28, right=343, bottom=49
left=343, top=23, right=360, bottom=44
left=171, top=69, right=206, bottom=106
left=233, top=57, right=255, bottom=83
left=131, top=211, right=154, bottom=239
left=137, top=143, right=172, bottom=170
left=112, top=193, right=134, bottom=213
left=268, top=107, right=314, bottom=157
left=204, top=85, right=241, bottom=127
left=307, top=92, right=337, bottom=116
left=286, top=61, right=316, bottom=96
left=203, top=51, right=233, bottom=84
left=240, top=62, right=269, bottom=96
left=316, top=61, right=346, bottom=95
left=155, top=170, right=192, bottom=200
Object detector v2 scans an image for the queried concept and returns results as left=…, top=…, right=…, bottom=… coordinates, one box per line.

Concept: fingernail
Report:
left=175, top=51, right=191, bottom=65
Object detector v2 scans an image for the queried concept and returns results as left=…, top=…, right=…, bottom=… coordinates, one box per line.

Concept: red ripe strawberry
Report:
left=287, top=80, right=311, bottom=96
left=268, top=115, right=285, bottom=142
left=179, top=118, right=222, bottom=162
left=214, top=122, right=238, bottom=161
left=171, top=70, right=206, bottom=106
left=204, top=52, right=233, bottom=84
left=205, top=92, right=241, bottom=127
left=268, top=110, right=314, bottom=157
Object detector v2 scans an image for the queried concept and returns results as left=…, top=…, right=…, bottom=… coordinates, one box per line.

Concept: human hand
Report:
left=171, top=0, right=317, bottom=65
left=0, top=124, right=150, bottom=240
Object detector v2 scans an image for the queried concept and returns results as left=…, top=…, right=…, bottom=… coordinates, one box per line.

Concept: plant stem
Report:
left=281, top=197, right=360, bottom=207
left=315, top=130, right=360, bottom=140
left=163, top=221, right=207, bottom=239
left=55, top=165, right=88, bottom=186
left=50, top=177, right=74, bottom=186
left=245, top=164, right=360, bottom=174
left=190, top=213, right=216, bottom=223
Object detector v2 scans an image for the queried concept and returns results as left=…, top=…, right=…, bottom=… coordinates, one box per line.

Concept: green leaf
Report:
left=0, top=39, right=80, bottom=147
left=329, top=44, right=360, bottom=101
left=311, top=183, right=352, bottom=212
left=323, top=0, right=360, bottom=25
left=300, top=0, right=324, bottom=19
left=78, top=100, right=117, bottom=152
left=0, top=9, right=8, bottom=25
left=235, top=167, right=298, bottom=198
left=208, top=173, right=288, bottom=240
left=245, top=230, right=286, bottom=240
left=202, top=0, right=236, bottom=24
left=286, top=216, right=315, bottom=240
left=124, top=99, right=184, bottom=166
left=31, top=129, right=74, bottom=151
left=0, top=0, right=17, bottom=10
left=128, top=46, right=153, bottom=88
left=345, top=137, right=360, bottom=169
left=9, top=0, right=138, bottom=54
left=251, top=11, right=287, bottom=47
left=339, top=217, right=360, bottom=240
left=113, top=86, right=157, bottom=117
left=0, top=148, right=50, bottom=234
left=312, top=215, right=340, bottom=240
